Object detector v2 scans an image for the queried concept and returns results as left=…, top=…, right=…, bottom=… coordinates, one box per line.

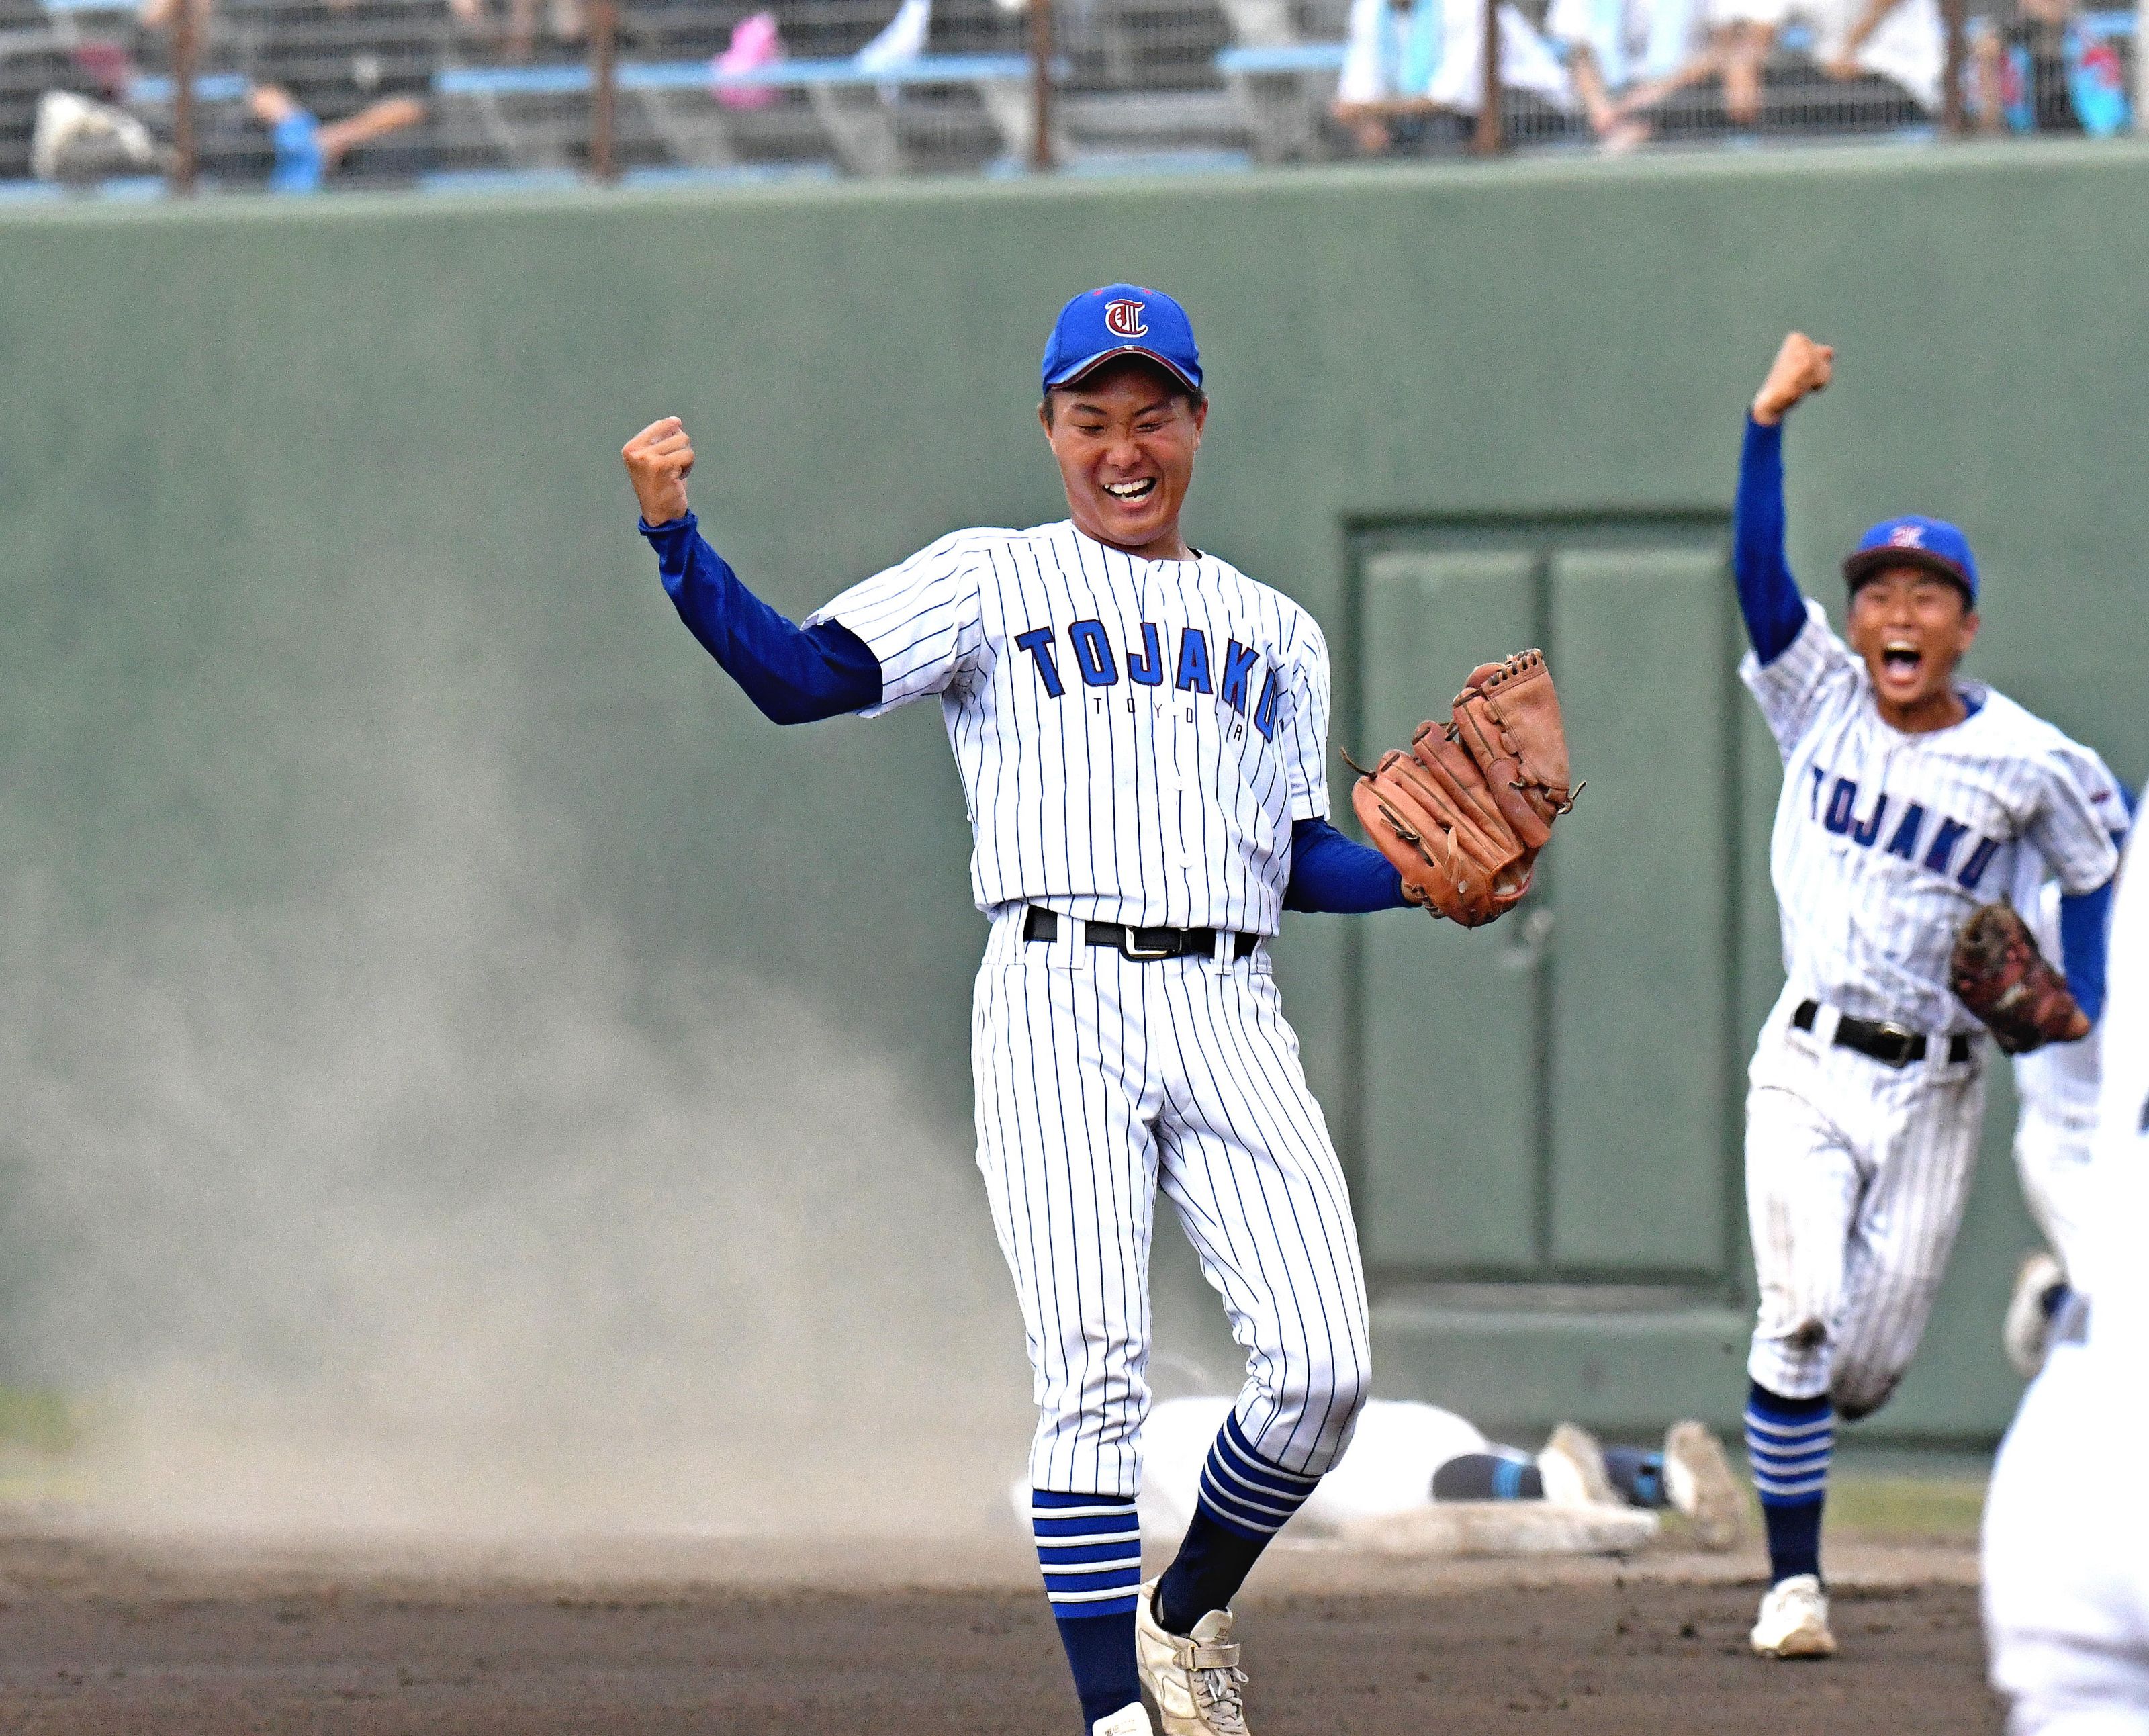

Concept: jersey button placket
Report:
left=1153, top=604, right=1197, bottom=905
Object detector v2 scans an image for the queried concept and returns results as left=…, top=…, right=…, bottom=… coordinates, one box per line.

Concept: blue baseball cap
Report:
left=1842, top=514, right=1980, bottom=605
left=1040, top=284, right=1203, bottom=396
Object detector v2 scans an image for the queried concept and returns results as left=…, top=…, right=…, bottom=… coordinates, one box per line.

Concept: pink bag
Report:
left=711, top=11, right=782, bottom=110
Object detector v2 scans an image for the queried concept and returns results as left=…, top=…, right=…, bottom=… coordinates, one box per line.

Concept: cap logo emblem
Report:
left=1888, top=524, right=1925, bottom=548
left=1104, top=299, right=1148, bottom=338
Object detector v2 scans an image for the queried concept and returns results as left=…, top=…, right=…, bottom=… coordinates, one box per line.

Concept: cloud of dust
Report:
left=0, top=584, right=1034, bottom=1541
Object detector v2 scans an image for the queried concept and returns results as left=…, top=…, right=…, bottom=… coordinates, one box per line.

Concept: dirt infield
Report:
left=0, top=1528, right=2001, bottom=1735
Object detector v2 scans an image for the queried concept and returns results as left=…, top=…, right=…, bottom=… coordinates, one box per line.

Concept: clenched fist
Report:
left=1751, top=332, right=1834, bottom=426
left=623, top=416, right=695, bottom=525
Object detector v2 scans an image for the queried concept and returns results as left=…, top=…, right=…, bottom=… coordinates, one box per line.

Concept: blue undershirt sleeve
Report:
left=2058, top=870, right=2116, bottom=1025
left=641, top=512, right=882, bottom=724
left=1733, top=416, right=1810, bottom=667
left=1283, top=816, right=1409, bottom=914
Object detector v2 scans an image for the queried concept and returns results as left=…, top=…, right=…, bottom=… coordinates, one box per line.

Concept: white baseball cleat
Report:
left=1093, top=1703, right=1158, bottom=1736
left=1663, top=1420, right=1747, bottom=1552
left=1136, top=1578, right=1252, bottom=1735
left=2003, top=1250, right=2067, bottom=1380
left=1750, top=1573, right=1836, bottom=1659
left=1537, top=1422, right=1616, bottom=1507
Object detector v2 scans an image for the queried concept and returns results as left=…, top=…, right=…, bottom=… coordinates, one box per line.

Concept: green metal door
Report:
left=1359, top=549, right=1543, bottom=1275
left=1353, top=529, right=1741, bottom=1293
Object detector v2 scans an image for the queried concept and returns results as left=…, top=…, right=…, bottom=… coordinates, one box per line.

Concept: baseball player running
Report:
left=2001, top=783, right=2132, bottom=1379
left=1730, top=332, right=2119, bottom=1661
left=622, top=286, right=1445, bottom=1736
left=1985, top=793, right=2149, bottom=1734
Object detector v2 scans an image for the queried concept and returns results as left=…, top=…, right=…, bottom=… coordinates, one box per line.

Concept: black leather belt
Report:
left=1794, top=1000, right=1973, bottom=1068
left=1023, top=907, right=1260, bottom=962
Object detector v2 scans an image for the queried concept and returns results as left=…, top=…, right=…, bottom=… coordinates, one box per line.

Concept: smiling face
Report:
left=1040, top=358, right=1207, bottom=562
left=1845, top=564, right=1980, bottom=732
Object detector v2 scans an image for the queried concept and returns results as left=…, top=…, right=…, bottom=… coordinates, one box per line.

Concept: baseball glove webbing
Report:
left=1349, top=649, right=1579, bottom=927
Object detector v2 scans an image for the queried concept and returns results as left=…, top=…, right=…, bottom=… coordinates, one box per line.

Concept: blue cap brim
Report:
left=1044, top=344, right=1201, bottom=393
left=1843, top=545, right=1975, bottom=600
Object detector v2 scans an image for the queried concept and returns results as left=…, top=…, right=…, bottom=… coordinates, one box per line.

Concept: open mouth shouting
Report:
left=1880, top=639, right=1923, bottom=678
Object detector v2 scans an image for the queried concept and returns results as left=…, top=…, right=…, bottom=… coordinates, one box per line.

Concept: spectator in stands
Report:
left=1, top=0, right=151, bottom=181
left=216, top=0, right=449, bottom=187
left=1974, top=0, right=2132, bottom=133
left=1683, top=0, right=1936, bottom=130
left=1333, top=0, right=1573, bottom=150
left=30, top=89, right=168, bottom=181
left=461, top=0, right=580, bottom=66
left=1812, top=0, right=1942, bottom=117
left=1696, top=0, right=1774, bottom=123
left=240, top=81, right=424, bottom=189
left=1543, top=0, right=1715, bottom=146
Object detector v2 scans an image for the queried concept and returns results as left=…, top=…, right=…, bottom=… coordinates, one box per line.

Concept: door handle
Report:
left=1497, top=905, right=1555, bottom=970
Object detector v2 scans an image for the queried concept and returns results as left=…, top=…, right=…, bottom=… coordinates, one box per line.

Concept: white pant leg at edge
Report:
left=2015, top=1107, right=2100, bottom=1279
left=1986, top=1340, right=2149, bottom=1733
left=972, top=911, right=1166, bottom=1497
left=1147, top=947, right=1372, bottom=1478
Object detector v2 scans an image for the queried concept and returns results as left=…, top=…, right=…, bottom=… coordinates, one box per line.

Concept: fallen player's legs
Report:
left=1431, top=1449, right=1544, bottom=1501
left=1432, top=1436, right=1657, bottom=1506
left=1436, top=1427, right=1743, bottom=1549
left=1986, top=1335, right=2149, bottom=1732
left=972, top=938, right=1164, bottom=1731
left=1150, top=961, right=1371, bottom=1635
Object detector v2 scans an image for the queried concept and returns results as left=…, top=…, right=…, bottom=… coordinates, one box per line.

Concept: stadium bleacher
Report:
left=1, top=0, right=2137, bottom=195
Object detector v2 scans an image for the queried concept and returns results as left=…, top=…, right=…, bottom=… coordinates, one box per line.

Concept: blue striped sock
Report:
left=1155, top=1413, right=1322, bottom=1633
left=1744, top=1381, right=1834, bottom=1585
left=1032, top=1490, right=1142, bottom=1729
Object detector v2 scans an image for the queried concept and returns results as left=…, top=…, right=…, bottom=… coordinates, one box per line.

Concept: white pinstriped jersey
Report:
left=807, top=520, right=1330, bottom=934
left=1743, top=600, right=2121, bottom=1036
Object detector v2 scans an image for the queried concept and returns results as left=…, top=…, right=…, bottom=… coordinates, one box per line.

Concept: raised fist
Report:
left=1751, top=332, right=1835, bottom=427
left=623, top=416, right=695, bottom=525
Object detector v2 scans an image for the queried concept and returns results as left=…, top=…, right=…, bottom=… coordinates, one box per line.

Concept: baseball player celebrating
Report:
left=2001, top=786, right=2131, bottom=1379
left=621, top=285, right=1488, bottom=1736
left=1730, top=332, right=2119, bottom=1661
left=1984, top=794, right=2149, bottom=1733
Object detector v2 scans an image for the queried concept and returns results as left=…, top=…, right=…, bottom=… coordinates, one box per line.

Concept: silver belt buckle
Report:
left=1121, top=925, right=1175, bottom=960
left=1872, top=1019, right=1917, bottom=1065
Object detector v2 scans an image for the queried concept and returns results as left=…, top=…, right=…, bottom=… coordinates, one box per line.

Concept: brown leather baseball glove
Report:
left=1349, top=650, right=1579, bottom=927
left=1950, top=901, right=2091, bottom=1055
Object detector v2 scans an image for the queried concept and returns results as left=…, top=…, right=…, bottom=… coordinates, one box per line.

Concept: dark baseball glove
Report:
left=1950, top=901, right=2091, bottom=1054
left=1349, top=650, right=1580, bottom=927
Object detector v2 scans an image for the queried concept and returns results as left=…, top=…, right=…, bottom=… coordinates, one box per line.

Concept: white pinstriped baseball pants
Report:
left=2015, top=1107, right=2098, bottom=1279
left=972, top=907, right=1372, bottom=1497
left=1745, top=989, right=1986, bottom=1419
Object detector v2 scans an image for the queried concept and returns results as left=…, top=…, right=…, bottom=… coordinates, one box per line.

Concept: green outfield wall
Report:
left=5, top=138, right=2147, bottom=1447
